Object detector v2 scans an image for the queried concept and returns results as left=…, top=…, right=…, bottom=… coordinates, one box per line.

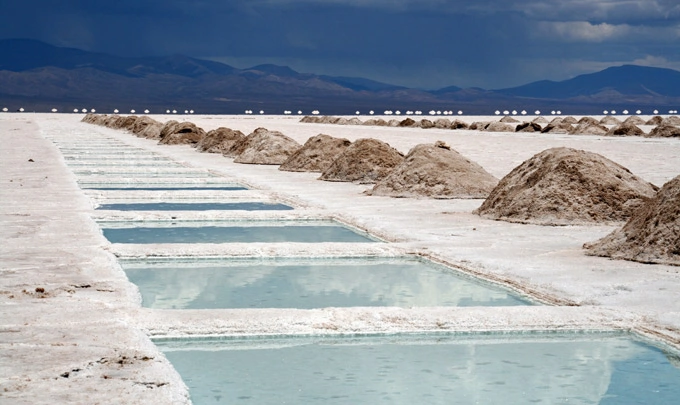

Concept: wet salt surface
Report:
left=157, top=333, right=680, bottom=405
left=96, top=202, right=293, bottom=211
left=122, top=257, right=530, bottom=309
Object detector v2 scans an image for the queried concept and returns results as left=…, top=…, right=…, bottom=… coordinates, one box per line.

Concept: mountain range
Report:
left=1, top=38, right=679, bottom=114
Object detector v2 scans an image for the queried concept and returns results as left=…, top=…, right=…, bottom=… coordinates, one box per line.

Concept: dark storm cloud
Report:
left=1, top=0, right=678, bottom=88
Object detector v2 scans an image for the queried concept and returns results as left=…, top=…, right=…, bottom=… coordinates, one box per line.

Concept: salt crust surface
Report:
left=2, top=113, right=679, bottom=403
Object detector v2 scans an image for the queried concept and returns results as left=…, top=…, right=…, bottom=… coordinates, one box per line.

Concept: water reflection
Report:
left=124, top=259, right=529, bottom=309
left=97, top=202, right=293, bottom=211
left=157, top=334, right=680, bottom=405
left=104, top=225, right=375, bottom=244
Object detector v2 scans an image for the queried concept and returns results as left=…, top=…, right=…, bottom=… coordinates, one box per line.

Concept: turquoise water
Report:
left=156, top=333, right=680, bottom=405
left=122, top=257, right=530, bottom=309
left=96, top=202, right=293, bottom=211
left=102, top=221, right=376, bottom=243
left=83, top=185, right=248, bottom=191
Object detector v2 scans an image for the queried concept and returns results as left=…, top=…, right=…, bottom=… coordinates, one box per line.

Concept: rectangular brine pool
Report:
left=121, top=257, right=530, bottom=309
left=100, top=219, right=378, bottom=244
left=80, top=182, right=248, bottom=191
left=155, top=332, right=680, bottom=405
left=96, top=202, right=293, bottom=211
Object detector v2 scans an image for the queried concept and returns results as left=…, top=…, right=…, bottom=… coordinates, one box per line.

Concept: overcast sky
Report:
left=1, top=0, right=678, bottom=89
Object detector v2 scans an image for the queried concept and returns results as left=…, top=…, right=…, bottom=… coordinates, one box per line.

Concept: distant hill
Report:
left=1, top=38, right=678, bottom=114
left=496, top=65, right=680, bottom=98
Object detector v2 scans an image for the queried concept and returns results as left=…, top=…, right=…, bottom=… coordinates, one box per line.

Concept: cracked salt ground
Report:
left=2, top=113, right=680, bottom=404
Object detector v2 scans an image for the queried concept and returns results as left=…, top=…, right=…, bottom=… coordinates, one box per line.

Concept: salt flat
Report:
left=1, top=113, right=679, bottom=403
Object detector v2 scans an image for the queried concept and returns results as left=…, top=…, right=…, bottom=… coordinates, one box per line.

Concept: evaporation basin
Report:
left=155, top=333, right=680, bottom=405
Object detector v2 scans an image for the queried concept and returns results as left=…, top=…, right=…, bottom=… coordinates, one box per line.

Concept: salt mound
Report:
left=158, top=121, right=206, bottom=145
left=473, top=147, right=658, bottom=225
left=541, top=122, right=574, bottom=134
left=647, top=125, right=680, bottom=138
left=623, top=116, right=645, bottom=125
left=345, top=117, right=363, bottom=125
left=469, top=122, right=490, bottom=130
left=434, top=118, right=452, bottom=129
left=81, top=113, right=98, bottom=124
left=549, top=117, right=564, bottom=125
left=319, top=138, right=404, bottom=184
left=420, top=119, right=435, bottom=129
left=398, top=118, right=418, bottom=127
left=532, top=117, right=548, bottom=124
left=600, top=116, right=622, bottom=125
left=387, top=119, right=401, bottom=127
left=570, top=122, right=608, bottom=136
left=138, top=122, right=162, bottom=139
left=484, top=122, right=514, bottom=132
left=663, top=116, right=680, bottom=126
left=645, top=116, right=663, bottom=125
left=562, top=116, right=577, bottom=124
left=606, top=123, right=644, bottom=136
left=231, top=127, right=301, bottom=165
left=578, top=117, right=599, bottom=125
left=113, top=115, right=139, bottom=131
left=131, top=117, right=162, bottom=137
left=363, top=118, right=388, bottom=126
left=196, top=127, right=246, bottom=153
left=584, top=175, right=679, bottom=266
left=515, top=122, right=541, bottom=132
left=500, top=116, right=519, bottom=123
left=369, top=142, right=498, bottom=199
left=451, top=120, right=469, bottom=129
left=279, top=134, right=351, bottom=172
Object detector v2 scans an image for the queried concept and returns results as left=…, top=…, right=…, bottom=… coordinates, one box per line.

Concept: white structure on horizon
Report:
left=311, top=110, right=320, bottom=115
left=114, top=109, right=119, bottom=114
left=458, top=110, right=463, bottom=115
left=51, top=108, right=58, bottom=113
left=259, top=110, right=265, bottom=114
left=144, top=109, right=150, bottom=114
left=556, top=110, right=562, bottom=115
left=550, top=110, right=556, bottom=115
left=297, top=110, right=302, bottom=115
left=611, top=110, right=617, bottom=115
left=130, top=109, right=136, bottom=114
left=91, top=109, right=96, bottom=113
left=356, top=111, right=361, bottom=115
left=74, top=109, right=79, bottom=113
left=19, top=107, right=25, bottom=112
left=521, top=110, right=527, bottom=115
left=535, top=110, right=541, bottom=115
left=190, top=110, right=194, bottom=114
left=415, top=111, right=422, bottom=115
left=495, top=110, right=501, bottom=115
left=512, top=110, right=518, bottom=115
left=395, top=110, right=401, bottom=115
left=81, top=109, right=87, bottom=113
left=172, top=110, right=177, bottom=114
left=429, top=110, right=436, bottom=115
left=503, top=110, right=509, bottom=115
left=653, top=110, right=659, bottom=114
left=2, top=107, right=8, bottom=112
left=185, top=110, right=189, bottom=114
left=636, top=110, right=642, bottom=114
left=603, top=110, right=609, bottom=115
left=622, top=110, right=629, bottom=115
left=369, top=110, right=374, bottom=115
